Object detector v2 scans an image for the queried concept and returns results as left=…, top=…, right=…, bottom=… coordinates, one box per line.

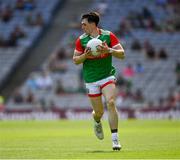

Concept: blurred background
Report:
left=0, top=0, right=180, bottom=120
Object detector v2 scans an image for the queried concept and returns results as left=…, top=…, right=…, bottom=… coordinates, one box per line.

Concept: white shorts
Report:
left=85, top=76, right=116, bottom=97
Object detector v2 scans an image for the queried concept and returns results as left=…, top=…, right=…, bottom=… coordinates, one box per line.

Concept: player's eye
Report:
left=81, top=23, right=87, bottom=27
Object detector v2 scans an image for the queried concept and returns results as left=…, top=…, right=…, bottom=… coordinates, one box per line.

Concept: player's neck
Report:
left=90, top=27, right=99, bottom=38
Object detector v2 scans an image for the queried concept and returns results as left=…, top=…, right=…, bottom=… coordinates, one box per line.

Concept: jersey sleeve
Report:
left=75, top=38, right=84, bottom=53
left=110, top=32, right=120, bottom=48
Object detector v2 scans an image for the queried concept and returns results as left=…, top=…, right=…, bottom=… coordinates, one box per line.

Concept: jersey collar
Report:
left=89, top=28, right=101, bottom=39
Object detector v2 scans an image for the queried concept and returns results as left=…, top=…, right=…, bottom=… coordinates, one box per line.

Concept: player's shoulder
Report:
left=100, top=28, right=111, bottom=35
left=79, top=33, right=89, bottom=40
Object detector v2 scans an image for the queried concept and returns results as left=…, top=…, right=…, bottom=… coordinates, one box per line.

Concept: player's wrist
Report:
left=84, top=52, right=88, bottom=59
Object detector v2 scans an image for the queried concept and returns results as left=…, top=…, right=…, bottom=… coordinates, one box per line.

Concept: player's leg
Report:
left=101, top=83, right=121, bottom=150
left=86, top=83, right=104, bottom=140
left=102, top=83, right=118, bottom=130
left=88, top=96, right=104, bottom=140
left=89, top=96, right=104, bottom=122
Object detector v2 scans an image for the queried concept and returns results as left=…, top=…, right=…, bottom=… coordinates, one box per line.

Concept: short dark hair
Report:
left=81, top=12, right=100, bottom=26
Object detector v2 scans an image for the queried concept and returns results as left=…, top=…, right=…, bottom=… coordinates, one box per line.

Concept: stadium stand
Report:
left=2, top=0, right=180, bottom=116
left=0, top=0, right=63, bottom=89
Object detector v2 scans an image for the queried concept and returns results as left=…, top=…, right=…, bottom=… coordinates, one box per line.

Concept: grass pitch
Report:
left=0, top=120, right=180, bottom=159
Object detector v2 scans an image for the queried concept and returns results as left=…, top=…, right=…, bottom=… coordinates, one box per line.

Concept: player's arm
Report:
left=108, top=32, right=125, bottom=59
left=97, top=42, right=125, bottom=60
left=97, top=32, right=125, bottom=59
left=73, top=48, right=91, bottom=65
left=73, top=37, right=93, bottom=65
left=109, top=32, right=125, bottom=59
left=109, top=43, right=125, bottom=59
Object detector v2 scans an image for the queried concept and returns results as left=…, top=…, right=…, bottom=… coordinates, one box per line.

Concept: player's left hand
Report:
left=96, top=42, right=109, bottom=54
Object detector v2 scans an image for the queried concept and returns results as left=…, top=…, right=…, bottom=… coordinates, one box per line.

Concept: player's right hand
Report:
left=84, top=47, right=92, bottom=58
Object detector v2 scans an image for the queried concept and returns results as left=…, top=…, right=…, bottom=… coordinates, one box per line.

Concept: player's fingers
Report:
left=97, top=45, right=103, bottom=50
left=102, top=41, right=106, bottom=45
left=102, top=41, right=108, bottom=46
left=101, top=44, right=108, bottom=50
left=85, top=47, right=91, bottom=53
left=85, top=47, right=90, bottom=51
left=96, top=47, right=102, bottom=53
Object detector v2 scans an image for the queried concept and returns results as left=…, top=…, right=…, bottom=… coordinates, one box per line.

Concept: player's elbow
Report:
left=121, top=53, right=125, bottom=59
left=120, top=51, right=125, bottom=59
left=73, top=57, right=80, bottom=65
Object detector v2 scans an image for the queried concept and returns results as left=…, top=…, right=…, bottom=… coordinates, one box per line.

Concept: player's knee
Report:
left=94, top=110, right=104, bottom=118
left=107, top=98, right=116, bottom=109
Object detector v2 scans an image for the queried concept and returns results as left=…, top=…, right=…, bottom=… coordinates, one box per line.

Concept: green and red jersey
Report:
left=75, top=29, right=120, bottom=83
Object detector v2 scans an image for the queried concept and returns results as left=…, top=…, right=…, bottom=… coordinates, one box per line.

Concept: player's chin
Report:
left=84, top=30, right=89, bottom=34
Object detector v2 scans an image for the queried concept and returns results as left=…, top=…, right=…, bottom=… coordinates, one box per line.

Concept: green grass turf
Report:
left=0, top=120, right=180, bottom=159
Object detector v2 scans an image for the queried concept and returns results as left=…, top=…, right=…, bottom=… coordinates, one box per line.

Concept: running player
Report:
left=73, top=12, right=125, bottom=150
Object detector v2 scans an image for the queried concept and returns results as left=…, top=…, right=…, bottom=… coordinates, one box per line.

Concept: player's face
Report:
left=81, top=19, right=94, bottom=35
